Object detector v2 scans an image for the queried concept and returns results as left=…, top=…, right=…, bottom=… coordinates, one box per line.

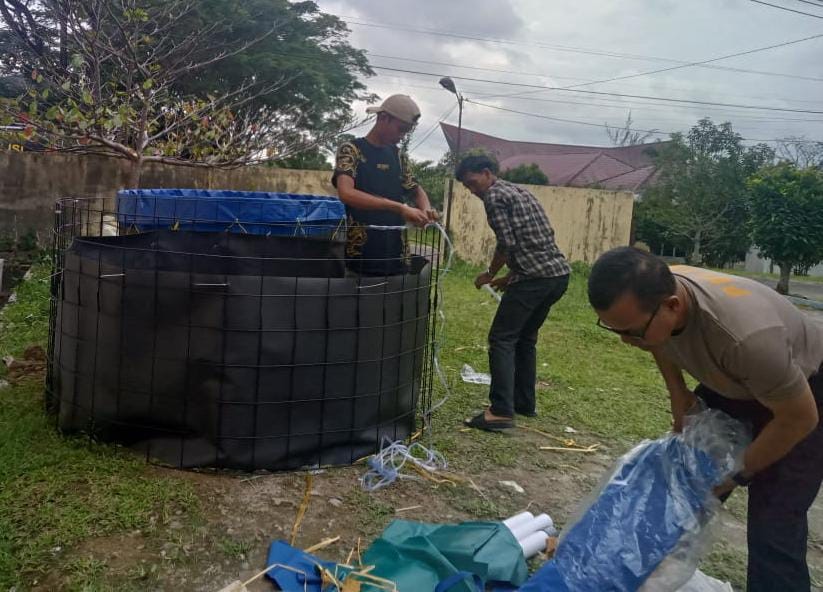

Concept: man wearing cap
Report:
left=587, top=247, right=823, bottom=592
left=332, top=94, right=437, bottom=276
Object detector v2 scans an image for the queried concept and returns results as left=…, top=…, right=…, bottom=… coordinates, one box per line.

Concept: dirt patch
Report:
left=3, top=344, right=47, bottom=383
left=45, top=427, right=614, bottom=591
left=39, top=423, right=823, bottom=591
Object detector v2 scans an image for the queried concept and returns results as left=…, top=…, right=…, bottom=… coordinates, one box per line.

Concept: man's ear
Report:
left=665, top=294, right=682, bottom=312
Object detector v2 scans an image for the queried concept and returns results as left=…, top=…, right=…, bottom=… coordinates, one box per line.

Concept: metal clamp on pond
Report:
left=47, top=189, right=442, bottom=471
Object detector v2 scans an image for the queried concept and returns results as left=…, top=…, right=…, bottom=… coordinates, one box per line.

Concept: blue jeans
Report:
left=487, top=275, right=569, bottom=418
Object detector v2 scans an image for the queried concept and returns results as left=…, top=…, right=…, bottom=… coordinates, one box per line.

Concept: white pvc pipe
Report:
left=510, top=513, right=554, bottom=541
left=503, top=511, right=534, bottom=530
left=536, top=513, right=557, bottom=537
left=519, top=531, right=549, bottom=559
left=482, top=283, right=502, bottom=302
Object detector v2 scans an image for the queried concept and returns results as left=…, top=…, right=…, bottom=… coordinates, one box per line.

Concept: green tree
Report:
left=748, top=163, right=823, bottom=294
left=632, top=194, right=692, bottom=257
left=162, top=0, right=374, bottom=141
left=500, top=163, right=549, bottom=185
left=0, top=0, right=370, bottom=186
left=410, top=157, right=450, bottom=210
left=272, top=148, right=332, bottom=171
left=637, top=118, right=773, bottom=266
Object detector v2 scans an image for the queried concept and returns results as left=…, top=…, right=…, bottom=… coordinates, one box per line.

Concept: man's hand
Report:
left=650, top=350, right=697, bottom=434
left=474, top=271, right=494, bottom=289
left=401, top=204, right=430, bottom=227
left=490, top=274, right=512, bottom=292
left=425, top=209, right=439, bottom=222
left=671, top=388, right=698, bottom=433
left=713, top=478, right=737, bottom=501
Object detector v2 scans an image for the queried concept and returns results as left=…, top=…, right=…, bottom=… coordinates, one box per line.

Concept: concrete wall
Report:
left=1, top=152, right=634, bottom=264
left=746, top=248, right=823, bottom=278
left=446, top=184, right=634, bottom=264
left=0, top=152, right=334, bottom=240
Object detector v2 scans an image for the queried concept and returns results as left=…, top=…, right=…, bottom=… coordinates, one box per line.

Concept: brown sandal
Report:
left=463, top=412, right=514, bottom=432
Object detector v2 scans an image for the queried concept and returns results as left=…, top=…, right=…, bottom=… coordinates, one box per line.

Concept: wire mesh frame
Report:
left=46, top=196, right=443, bottom=471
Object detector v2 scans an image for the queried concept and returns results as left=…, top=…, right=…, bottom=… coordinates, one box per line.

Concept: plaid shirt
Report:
left=483, top=179, right=570, bottom=282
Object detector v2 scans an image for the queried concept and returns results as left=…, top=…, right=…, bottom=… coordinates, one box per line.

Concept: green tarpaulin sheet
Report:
left=362, top=520, right=528, bottom=592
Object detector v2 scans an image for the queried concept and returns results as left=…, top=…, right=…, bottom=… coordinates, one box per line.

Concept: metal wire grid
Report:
left=46, top=196, right=444, bottom=470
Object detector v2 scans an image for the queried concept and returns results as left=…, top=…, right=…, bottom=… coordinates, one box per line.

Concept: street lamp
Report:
left=439, top=77, right=464, bottom=236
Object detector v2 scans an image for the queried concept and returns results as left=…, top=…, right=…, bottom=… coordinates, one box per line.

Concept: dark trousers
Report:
left=696, top=366, right=823, bottom=592
left=487, top=275, right=569, bottom=418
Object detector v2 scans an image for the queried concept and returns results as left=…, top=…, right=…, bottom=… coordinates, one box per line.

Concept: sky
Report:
left=315, top=0, right=823, bottom=162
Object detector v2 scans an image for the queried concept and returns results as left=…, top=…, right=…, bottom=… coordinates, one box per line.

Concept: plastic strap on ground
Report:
left=264, top=540, right=343, bottom=591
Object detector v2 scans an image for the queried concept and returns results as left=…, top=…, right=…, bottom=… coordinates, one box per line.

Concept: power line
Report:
left=749, top=0, right=823, bottom=18
left=372, top=74, right=823, bottom=130
left=475, top=31, right=823, bottom=105
left=369, top=65, right=823, bottom=114
left=343, top=17, right=683, bottom=62
left=466, top=99, right=672, bottom=136
left=410, top=103, right=457, bottom=152
left=341, top=16, right=823, bottom=85
left=791, top=0, right=823, bottom=9
left=465, top=99, right=821, bottom=143
left=367, top=53, right=584, bottom=84
left=458, top=90, right=823, bottom=123
left=369, top=52, right=823, bottom=105
left=528, top=32, right=823, bottom=92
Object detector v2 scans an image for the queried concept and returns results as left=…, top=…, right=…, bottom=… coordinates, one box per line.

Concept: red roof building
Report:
left=440, top=123, right=668, bottom=192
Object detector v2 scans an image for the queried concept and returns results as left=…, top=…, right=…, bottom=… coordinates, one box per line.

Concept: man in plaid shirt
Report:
left=456, top=153, right=570, bottom=431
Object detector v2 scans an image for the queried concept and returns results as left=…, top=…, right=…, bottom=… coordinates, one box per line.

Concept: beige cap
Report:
left=366, top=94, right=421, bottom=125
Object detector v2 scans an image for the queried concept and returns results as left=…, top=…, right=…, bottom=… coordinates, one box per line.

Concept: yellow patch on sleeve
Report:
left=723, top=285, right=751, bottom=298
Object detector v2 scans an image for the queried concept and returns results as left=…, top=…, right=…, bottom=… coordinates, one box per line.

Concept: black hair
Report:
left=455, top=153, right=499, bottom=180
left=588, top=247, right=676, bottom=312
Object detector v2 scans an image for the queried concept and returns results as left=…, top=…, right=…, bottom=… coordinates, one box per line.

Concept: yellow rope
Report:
left=290, top=474, right=314, bottom=545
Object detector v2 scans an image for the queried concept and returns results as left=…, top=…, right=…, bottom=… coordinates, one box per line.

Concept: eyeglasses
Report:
left=596, top=301, right=662, bottom=340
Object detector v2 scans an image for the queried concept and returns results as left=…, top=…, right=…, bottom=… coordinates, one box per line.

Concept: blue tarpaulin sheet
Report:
left=265, top=540, right=348, bottom=591
left=519, top=410, right=748, bottom=592
left=116, top=189, right=345, bottom=236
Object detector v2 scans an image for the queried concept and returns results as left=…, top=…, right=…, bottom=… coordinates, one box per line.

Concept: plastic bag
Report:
left=538, top=409, right=749, bottom=592
left=675, top=569, right=734, bottom=592
left=461, top=364, right=491, bottom=385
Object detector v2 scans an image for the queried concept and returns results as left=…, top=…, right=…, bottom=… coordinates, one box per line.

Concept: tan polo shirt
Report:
left=662, top=266, right=823, bottom=402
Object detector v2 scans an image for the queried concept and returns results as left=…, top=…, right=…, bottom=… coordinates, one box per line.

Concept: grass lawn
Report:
left=0, top=262, right=198, bottom=590
left=434, top=260, right=671, bottom=443
left=0, top=257, right=755, bottom=590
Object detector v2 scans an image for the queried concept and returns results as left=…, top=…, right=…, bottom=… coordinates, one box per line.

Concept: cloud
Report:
left=318, top=0, right=823, bottom=161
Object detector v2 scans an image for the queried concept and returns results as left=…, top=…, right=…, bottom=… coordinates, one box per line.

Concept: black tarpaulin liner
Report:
left=51, top=231, right=431, bottom=470
left=70, top=229, right=347, bottom=278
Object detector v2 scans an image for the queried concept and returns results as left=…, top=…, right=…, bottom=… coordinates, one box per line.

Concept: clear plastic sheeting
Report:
left=460, top=364, right=491, bottom=385
left=675, top=569, right=734, bottom=592
left=522, top=409, right=750, bottom=592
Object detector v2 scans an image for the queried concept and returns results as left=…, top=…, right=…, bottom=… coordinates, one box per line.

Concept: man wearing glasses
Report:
left=333, top=94, right=437, bottom=276
left=588, top=246, right=823, bottom=592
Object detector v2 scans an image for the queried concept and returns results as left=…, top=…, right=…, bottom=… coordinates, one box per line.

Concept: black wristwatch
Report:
left=731, top=471, right=754, bottom=487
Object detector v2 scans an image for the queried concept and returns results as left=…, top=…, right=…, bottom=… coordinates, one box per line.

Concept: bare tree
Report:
left=0, top=0, right=363, bottom=186
left=605, top=110, right=659, bottom=147
left=775, top=136, right=823, bottom=170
